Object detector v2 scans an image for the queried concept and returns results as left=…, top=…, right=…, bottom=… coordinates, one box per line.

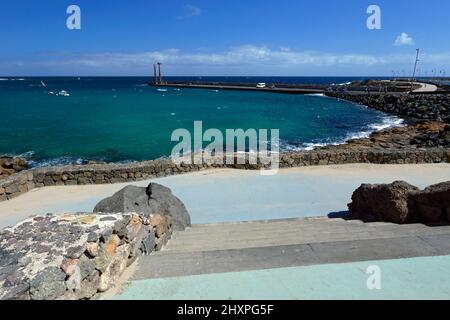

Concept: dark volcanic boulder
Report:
left=412, top=182, right=450, bottom=222
left=348, top=181, right=419, bottom=223
left=93, top=183, right=190, bottom=230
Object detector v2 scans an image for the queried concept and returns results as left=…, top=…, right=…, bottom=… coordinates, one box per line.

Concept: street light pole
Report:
left=410, top=48, right=420, bottom=92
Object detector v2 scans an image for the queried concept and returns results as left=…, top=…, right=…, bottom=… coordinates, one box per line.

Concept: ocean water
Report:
left=0, top=77, right=402, bottom=167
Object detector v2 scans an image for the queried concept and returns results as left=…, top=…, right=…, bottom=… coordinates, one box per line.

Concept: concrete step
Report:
left=132, top=218, right=450, bottom=280
left=134, top=234, right=450, bottom=280
left=163, top=219, right=450, bottom=253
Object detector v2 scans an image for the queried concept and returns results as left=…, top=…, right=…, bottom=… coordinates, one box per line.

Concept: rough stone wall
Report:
left=0, top=148, right=449, bottom=202
left=0, top=212, right=172, bottom=300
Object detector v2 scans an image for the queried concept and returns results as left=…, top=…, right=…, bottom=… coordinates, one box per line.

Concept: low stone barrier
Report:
left=0, top=212, right=172, bottom=300
left=1, top=148, right=449, bottom=202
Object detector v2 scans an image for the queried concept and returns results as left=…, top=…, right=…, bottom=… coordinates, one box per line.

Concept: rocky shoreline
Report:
left=326, top=93, right=450, bottom=123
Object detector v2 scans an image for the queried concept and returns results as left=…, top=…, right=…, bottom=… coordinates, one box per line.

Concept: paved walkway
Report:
left=413, top=82, right=438, bottom=93
left=113, top=255, right=450, bottom=300
left=1, top=164, right=449, bottom=228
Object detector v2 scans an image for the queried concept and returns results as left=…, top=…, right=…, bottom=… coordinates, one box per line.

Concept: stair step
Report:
left=163, top=222, right=450, bottom=253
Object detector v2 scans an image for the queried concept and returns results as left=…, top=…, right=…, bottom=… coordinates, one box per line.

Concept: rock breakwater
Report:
left=326, top=93, right=450, bottom=123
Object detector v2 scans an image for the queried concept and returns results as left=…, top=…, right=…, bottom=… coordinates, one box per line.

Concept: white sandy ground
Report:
left=0, top=163, right=449, bottom=228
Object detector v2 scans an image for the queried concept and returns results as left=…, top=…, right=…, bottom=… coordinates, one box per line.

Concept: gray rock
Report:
left=75, top=270, right=100, bottom=299
left=93, top=183, right=190, bottom=231
left=79, top=255, right=96, bottom=280
left=99, top=216, right=117, bottom=222
left=66, top=245, right=86, bottom=259
left=87, top=232, right=98, bottom=243
left=30, top=267, right=67, bottom=300
left=141, top=233, right=156, bottom=255
left=0, top=283, right=30, bottom=300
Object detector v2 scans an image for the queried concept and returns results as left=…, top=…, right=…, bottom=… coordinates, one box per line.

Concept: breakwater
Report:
left=326, top=93, right=450, bottom=123
left=152, top=82, right=326, bottom=94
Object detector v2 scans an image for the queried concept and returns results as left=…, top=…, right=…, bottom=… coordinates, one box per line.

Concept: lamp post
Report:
left=410, top=48, right=420, bottom=92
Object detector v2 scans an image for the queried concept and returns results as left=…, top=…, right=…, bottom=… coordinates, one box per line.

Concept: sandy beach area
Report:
left=1, top=163, right=449, bottom=228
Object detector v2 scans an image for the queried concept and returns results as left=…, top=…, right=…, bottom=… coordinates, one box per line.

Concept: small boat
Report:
left=157, top=88, right=168, bottom=92
left=256, top=83, right=266, bottom=88
left=57, top=90, right=70, bottom=96
left=48, top=91, right=55, bottom=95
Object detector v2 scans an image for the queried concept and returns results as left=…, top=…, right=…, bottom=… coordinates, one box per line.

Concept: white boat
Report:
left=256, top=83, right=266, bottom=88
left=57, top=90, right=70, bottom=96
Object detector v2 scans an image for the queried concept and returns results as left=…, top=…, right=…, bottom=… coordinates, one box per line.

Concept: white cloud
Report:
left=44, top=46, right=389, bottom=68
left=7, top=45, right=450, bottom=76
left=394, top=33, right=414, bottom=46
left=180, top=5, right=202, bottom=18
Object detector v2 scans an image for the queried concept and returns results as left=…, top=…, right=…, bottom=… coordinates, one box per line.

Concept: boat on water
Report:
left=157, top=88, right=168, bottom=92
left=56, top=90, right=70, bottom=97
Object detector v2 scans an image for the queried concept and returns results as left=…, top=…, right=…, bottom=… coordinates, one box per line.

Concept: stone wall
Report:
left=0, top=212, right=172, bottom=300
left=1, top=147, right=449, bottom=202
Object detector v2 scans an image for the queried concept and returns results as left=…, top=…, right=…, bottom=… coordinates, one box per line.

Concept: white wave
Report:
left=27, top=156, right=85, bottom=168
left=280, top=115, right=405, bottom=152
left=306, top=93, right=325, bottom=97
left=368, top=117, right=404, bottom=131
left=0, top=78, right=9, bottom=81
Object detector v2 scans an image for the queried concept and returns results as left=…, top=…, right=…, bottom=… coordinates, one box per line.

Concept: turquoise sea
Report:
left=0, top=77, right=402, bottom=167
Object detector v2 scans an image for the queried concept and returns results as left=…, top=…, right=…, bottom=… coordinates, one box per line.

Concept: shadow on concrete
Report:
left=327, top=211, right=351, bottom=219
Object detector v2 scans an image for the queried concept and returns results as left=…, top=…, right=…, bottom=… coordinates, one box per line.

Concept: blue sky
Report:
left=1, top=0, right=449, bottom=76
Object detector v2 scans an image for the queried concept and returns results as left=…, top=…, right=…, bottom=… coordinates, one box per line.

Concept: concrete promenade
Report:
left=1, top=164, right=449, bottom=228
left=1, top=164, right=449, bottom=299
